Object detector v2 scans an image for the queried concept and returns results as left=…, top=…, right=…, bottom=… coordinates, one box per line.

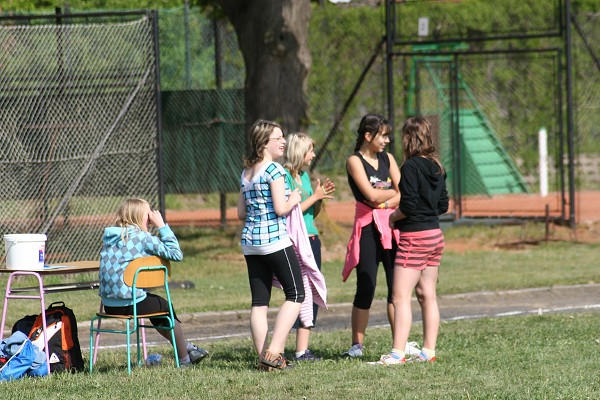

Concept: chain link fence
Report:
left=393, top=0, right=563, bottom=206
left=0, top=12, right=160, bottom=262
left=157, top=6, right=245, bottom=196
left=572, top=10, right=600, bottom=191
left=307, top=5, right=389, bottom=177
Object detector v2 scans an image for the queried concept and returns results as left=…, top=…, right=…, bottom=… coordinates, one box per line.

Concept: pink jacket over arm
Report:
left=273, top=204, right=327, bottom=328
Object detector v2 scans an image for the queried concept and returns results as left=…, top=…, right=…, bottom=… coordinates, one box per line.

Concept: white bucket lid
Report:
left=4, top=234, right=47, bottom=242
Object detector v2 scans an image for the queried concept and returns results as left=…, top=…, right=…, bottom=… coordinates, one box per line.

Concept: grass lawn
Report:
left=2, top=313, right=599, bottom=399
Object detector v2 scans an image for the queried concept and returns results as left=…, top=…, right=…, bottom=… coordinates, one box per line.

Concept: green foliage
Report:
left=307, top=3, right=387, bottom=171
left=1, top=0, right=182, bottom=12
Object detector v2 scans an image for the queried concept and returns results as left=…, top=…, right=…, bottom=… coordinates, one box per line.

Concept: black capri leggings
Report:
left=353, top=222, right=396, bottom=310
left=245, top=245, right=305, bottom=307
left=103, top=293, right=179, bottom=327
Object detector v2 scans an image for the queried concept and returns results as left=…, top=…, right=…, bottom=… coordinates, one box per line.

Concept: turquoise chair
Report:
left=89, top=256, right=179, bottom=374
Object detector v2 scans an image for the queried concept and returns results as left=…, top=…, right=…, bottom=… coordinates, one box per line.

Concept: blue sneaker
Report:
left=342, top=344, right=363, bottom=358
left=294, top=349, right=321, bottom=361
left=188, top=344, right=209, bottom=364
left=407, top=351, right=436, bottom=363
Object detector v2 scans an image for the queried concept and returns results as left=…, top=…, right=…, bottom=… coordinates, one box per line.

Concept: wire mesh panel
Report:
left=308, top=6, right=387, bottom=174
left=455, top=52, right=562, bottom=215
left=572, top=10, right=600, bottom=192
left=385, top=0, right=572, bottom=222
left=0, top=13, right=159, bottom=263
left=157, top=6, right=246, bottom=196
left=161, top=89, right=245, bottom=194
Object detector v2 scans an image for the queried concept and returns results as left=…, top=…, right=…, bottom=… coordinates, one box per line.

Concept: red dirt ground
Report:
left=166, top=191, right=600, bottom=227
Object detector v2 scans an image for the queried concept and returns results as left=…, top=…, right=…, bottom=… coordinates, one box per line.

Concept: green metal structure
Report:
left=407, top=45, right=529, bottom=196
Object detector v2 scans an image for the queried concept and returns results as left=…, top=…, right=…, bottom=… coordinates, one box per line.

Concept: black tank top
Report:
left=347, top=151, right=392, bottom=205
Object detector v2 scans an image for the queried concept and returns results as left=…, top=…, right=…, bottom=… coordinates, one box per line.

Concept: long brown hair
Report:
left=244, top=119, right=282, bottom=168
left=401, top=116, right=444, bottom=174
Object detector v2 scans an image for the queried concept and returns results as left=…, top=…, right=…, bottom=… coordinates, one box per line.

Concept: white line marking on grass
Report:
left=369, top=303, right=600, bottom=328
left=444, top=303, right=600, bottom=321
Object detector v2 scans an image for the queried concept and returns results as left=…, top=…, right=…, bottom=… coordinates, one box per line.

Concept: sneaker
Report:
left=294, top=349, right=321, bottom=361
left=258, top=351, right=293, bottom=371
left=407, top=351, right=436, bottom=363
left=188, top=344, right=209, bottom=364
left=370, top=353, right=406, bottom=366
left=405, top=341, right=421, bottom=356
left=342, top=344, right=363, bottom=358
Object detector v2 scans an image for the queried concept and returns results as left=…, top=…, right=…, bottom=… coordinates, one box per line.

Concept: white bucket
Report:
left=3, top=234, right=47, bottom=270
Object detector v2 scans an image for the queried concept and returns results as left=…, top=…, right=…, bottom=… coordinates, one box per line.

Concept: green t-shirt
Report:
left=284, top=170, right=319, bottom=236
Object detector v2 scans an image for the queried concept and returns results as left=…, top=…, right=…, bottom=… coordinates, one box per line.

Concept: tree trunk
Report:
left=216, top=0, right=312, bottom=133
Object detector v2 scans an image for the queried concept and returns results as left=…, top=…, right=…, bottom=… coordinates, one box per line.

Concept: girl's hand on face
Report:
left=315, top=178, right=335, bottom=200
left=148, top=209, right=166, bottom=229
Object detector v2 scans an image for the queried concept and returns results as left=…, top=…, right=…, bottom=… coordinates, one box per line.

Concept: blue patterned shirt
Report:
left=240, top=162, right=290, bottom=248
left=99, top=224, right=183, bottom=307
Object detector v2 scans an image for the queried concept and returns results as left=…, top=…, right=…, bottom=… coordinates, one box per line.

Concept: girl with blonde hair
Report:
left=99, top=198, right=208, bottom=367
left=283, top=133, right=335, bottom=361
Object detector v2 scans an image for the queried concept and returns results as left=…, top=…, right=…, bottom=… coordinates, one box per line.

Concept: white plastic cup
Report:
left=3, top=234, right=47, bottom=270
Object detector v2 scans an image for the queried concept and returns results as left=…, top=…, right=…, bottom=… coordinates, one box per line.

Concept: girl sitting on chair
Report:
left=98, top=198, right=208, bottom=367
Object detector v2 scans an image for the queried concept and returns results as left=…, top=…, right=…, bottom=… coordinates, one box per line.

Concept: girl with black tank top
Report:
left=348, top=151, right=392, bottom=204
left=341, top=113, right=401, bottom=358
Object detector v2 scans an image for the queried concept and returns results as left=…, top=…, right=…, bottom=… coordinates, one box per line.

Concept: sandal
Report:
left=258, top=350, right=292, bottom=371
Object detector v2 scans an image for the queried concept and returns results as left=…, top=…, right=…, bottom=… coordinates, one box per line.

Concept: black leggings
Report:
left=245, top=245, right=305, bottom=307
left=353, top=222, right=396, bottom=310
left=103, top=293, right=179, bottom=327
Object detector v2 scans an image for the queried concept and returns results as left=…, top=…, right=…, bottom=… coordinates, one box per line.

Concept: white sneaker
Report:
left=405, top=341, right=421, bottom=356
left=342, top=344, right=363, bottom=358
left=369, top=353, right=406, bottom=366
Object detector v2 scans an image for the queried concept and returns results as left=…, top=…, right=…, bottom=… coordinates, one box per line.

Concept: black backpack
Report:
left=12, top=302, right=84, bottom=373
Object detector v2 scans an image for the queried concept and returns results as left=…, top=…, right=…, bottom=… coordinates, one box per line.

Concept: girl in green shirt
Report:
left=284, top=133, right=336, bottom=361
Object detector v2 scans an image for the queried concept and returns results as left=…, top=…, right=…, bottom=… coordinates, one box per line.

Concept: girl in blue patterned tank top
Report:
left=237, top=120, right=305, bottom=371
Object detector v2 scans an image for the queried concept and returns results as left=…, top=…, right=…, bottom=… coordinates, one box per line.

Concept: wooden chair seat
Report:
left=96, top=311, right=169, bottom=319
